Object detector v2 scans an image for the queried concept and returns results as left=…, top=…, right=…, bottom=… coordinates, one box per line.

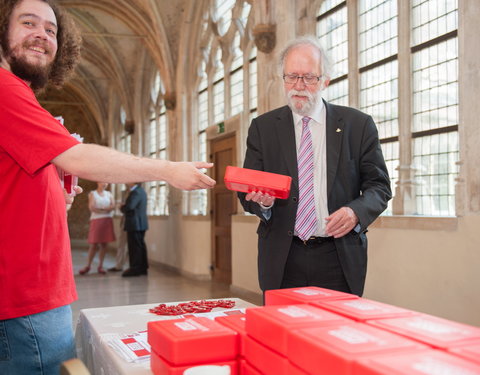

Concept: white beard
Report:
left=286, top=89, right=322, bottom=116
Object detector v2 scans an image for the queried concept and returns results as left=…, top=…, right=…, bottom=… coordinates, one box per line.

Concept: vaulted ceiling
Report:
left=39, top=0, right=196, bottom=145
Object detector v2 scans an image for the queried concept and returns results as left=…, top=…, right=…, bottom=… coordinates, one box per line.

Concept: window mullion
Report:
left=347, top=0, right=359, bottom=108
left=393, top=0, right=415, bottom=215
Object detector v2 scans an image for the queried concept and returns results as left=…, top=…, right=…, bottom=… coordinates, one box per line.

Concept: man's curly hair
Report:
left=0, top=0, right=82, bottom=88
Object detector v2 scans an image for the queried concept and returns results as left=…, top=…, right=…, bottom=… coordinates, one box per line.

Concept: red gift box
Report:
left=150, top=349, right=238, bottom=375
left=312, top=298, right=417, bottom=322
left=449, top=339, right=480, bottom=364
left=265, top=287, right=358, bottom=306
left=352, top=349, right=480, bottom=375
left=224, top=166, right=292, bottom=199
left=246, top=304, right=350, bottom=355
left=288, top=322, right=427, bottom=375
left=215, top=314, right=247, bottom=358
left=147, top=317, right=238, bottom=365
left=245, top=335, right=289, bottom=375
left=368, top=313, right=480, bottom=350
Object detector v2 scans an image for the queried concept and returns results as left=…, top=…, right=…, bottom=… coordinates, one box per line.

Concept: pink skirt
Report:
left=88, top=217, right=116, bottom=244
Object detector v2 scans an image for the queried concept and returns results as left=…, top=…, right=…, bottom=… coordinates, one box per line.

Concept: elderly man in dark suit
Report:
left=121, top=183, right=149, bottom=277
left=238, top=36, right=391, bottom=297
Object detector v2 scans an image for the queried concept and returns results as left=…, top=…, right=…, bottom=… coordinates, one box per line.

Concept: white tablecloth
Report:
left=75, top=298, right=255, bottom=375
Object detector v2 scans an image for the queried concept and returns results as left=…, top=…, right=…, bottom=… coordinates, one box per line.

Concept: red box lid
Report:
left=224, top=166, right=292, bottom=199
left=215, top=314, right=247, bottom=357
left=148, top=317, right=238, bottom=365
left=288, top=322, right=427, bottom=375
left=352, top=349, right=480, bottom=375
left=368, top=313, right=480, bottom=350
left=312, top=298, right=417, bottom=322
left=246, top=304, right=350, bottom=355
left=265, top=287, right=358, bottom=306
left=245, top=335, right=289, bottom=375
left=448, top=339, right=480, bottom=364
left=150, top=349, right=238, bottom=375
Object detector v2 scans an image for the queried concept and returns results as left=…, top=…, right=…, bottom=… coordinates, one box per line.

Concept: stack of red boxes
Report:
left=252, top=288, right=480, bottom=374
left=148, top=317, right=239, bottom=375
left=244, top=304, right=351, bottom=374
left=147, top=290, right=480, bottom=374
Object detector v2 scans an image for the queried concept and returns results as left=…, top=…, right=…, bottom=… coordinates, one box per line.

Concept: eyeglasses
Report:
left=283, top=73, right=322, bottom=85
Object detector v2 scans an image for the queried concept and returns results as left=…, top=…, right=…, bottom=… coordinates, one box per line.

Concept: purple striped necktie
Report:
left=295, top=116, right=317, bottom=241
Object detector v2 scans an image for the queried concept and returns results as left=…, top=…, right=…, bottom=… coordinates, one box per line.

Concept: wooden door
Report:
left=210, top=134, right=236, bottom=284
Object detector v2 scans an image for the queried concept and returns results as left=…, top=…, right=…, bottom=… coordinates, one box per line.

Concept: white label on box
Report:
left=293, top=289, right=329, bottom=296
left=328, top=326, right=384, bottom=345
left=278, top=306, right=318, bottom=319
left=412, top=356, right=478, bottom=375
left=407, top=318, right=467, bottom=335
left=344, top=300, right=381, bottom=311
left=175, top=320, right=209, bottom=332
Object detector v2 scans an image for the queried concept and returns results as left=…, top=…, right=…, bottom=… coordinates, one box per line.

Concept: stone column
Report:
left=457, top=0, right=480, bottom=215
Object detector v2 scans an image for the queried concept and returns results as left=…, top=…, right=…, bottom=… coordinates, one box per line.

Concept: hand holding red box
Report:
left=224, top=166, right=292, bottom=199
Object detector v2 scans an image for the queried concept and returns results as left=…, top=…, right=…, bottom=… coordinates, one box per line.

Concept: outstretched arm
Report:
left=53, top=143, right=215, bottom=191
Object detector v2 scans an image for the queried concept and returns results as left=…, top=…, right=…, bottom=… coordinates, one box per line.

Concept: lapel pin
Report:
left=336, top=128, right=342, bottom=133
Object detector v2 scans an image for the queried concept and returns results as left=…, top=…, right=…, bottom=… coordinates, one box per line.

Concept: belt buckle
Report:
left=303, top=236, right=316, bottom=245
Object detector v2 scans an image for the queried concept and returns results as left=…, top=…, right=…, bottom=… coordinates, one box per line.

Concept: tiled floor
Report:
left=71, top=247, right=262, bottom=324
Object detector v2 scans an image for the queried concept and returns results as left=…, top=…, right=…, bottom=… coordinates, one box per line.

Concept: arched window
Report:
left=146, top=72, right=168, bottom=215
left=188, top=0, right=254, bottom=215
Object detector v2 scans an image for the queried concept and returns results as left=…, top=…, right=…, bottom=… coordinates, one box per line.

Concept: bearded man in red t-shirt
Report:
left=0, top=1, right=216, bottom=373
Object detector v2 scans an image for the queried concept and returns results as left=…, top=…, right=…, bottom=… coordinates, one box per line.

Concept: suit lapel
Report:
left=325, top=101, right=344, bottom=197
left=275, top=107, right=298, bottom=190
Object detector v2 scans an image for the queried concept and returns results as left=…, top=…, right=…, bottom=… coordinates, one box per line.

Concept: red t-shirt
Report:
left=0, top=68, right=80, bottom=320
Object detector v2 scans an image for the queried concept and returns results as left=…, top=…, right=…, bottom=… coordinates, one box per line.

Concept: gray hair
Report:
left=278, top=35, right=333, bottom=80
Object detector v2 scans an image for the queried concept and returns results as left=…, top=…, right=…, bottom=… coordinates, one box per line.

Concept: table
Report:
left=75, top=299, right=255, bottom=375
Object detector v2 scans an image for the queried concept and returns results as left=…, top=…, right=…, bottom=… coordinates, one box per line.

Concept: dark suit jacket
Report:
left=121, top=185, right=148, bottom=232
left=238, top=102, right=391, bottom=296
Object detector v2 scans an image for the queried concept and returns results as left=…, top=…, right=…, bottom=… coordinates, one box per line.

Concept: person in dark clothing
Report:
left=121, top=183, right=149, bottom=277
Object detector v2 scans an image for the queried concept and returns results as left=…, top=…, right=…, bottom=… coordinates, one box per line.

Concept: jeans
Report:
left=0, top=305, right=75, bottom=375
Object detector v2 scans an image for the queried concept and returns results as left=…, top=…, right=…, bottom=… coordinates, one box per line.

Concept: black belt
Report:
left=293, top=236, right=334, bottom=245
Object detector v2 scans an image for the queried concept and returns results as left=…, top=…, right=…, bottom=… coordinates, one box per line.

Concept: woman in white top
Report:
left=79, top=182, right=116, bottom=275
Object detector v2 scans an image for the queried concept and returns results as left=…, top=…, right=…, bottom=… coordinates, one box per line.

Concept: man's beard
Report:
left=286, top=89, right=322, bottom=116
left=5, top=42, right=52, bottom=91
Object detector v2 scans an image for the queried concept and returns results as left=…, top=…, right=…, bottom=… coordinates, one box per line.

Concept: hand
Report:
left=325, top=206, right=358, bottom=238
left=65, top=185, right=83, bottom=211
left=167, top=161, right=216, bottom=190
left=245, top=191, right=275, bottom=208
